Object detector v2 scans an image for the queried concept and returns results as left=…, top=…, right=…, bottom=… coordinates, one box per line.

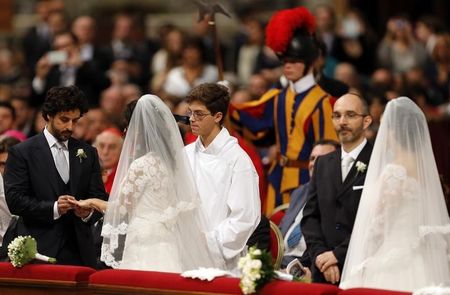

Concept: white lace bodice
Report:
left=101, top=152, right=198, bottom=268
left=109, top=153, right=198, bottom=227
left=122, top=153, right=171, bottom=218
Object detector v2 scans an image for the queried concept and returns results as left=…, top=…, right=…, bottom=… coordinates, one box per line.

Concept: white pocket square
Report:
left=352, top=185, right=364, bottom=191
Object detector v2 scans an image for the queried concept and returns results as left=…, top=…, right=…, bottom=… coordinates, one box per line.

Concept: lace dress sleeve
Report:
left=118, top=153, right=171, bottom=217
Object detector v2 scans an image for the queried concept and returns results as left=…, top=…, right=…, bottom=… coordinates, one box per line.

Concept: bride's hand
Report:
left=69, top=198, right=107, bottom=213
left=69, top=199, right=92, bottom=209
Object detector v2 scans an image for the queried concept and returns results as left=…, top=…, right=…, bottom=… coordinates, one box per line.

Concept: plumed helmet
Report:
left=266, top=7, right=319, bottom=64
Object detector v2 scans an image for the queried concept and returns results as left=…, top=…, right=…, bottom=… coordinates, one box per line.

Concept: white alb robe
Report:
left=185, top=128, right=261, bottom=270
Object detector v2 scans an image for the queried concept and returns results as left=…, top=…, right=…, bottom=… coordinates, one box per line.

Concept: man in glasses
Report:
left=184, top=83, right=261, bottom=271
left=301, top=92, right=372, bottom=284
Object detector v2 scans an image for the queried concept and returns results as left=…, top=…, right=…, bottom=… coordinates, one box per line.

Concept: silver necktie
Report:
left=342, top=156, right=354, bottom=182
left=54, top=142, right=69, bottom=184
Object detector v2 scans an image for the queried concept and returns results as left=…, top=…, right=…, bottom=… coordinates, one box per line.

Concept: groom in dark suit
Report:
left=3, top=85, right=107, bottom=268
left=301, top=93, right=373, bottom=284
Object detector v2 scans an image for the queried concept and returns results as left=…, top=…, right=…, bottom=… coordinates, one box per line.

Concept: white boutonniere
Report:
left=355, top=161, right=367, bottom=175
left=76, top=148, right=87, bottom=163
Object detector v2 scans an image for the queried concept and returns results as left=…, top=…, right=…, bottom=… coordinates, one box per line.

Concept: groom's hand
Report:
left=323, top=265, right=340, bottom=284
left=57, top=195, right=76, bottom=215
left=73, top=206, right=93, bottom=219
left=316, top=251, right=338, bottom=272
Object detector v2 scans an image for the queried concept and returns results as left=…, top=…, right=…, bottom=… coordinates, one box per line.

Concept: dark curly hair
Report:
left=186, top=83, right=230, bottom=125
left=42, top=86, right=88, bottom=121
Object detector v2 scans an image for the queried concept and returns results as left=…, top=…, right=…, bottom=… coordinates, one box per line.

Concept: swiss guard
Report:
left=230, top=7, right=338, bottom=215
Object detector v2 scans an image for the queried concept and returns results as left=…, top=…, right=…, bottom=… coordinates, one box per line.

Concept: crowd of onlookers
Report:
left=0, top=0, right=449, bottom=206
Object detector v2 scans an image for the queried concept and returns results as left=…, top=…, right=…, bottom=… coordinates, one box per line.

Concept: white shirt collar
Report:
left=196, top=127, right=230, bottom=154
left=341, top=138, right=367, bottom=160
left=289, top=73, right=316, bottom=94
left=44, top=127, right=68, bottom=149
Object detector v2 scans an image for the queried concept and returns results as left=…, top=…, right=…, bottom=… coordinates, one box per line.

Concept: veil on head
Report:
left=100, top=94, right=225, bottom=270
left=341, top=97, right=450, bottom=288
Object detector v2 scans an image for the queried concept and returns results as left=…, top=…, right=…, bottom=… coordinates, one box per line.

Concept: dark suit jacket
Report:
left=22, top=26, right=51, bottom=75
left=246, top=215, right=270, bottom=252
left=301, top=142, right=372, bottom=283
left=31, top=61, right=110, bottom=108
left=317, top=74, right=349, bottom=99
left=3, top=133, right=107, bottom=268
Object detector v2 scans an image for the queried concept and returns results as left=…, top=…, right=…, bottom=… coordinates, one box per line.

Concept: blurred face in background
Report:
left=432, top=34, right=450, bottom=63
left=52, top=32, right=78, bottom=62
left=113, top=15, right=133, bottom=41
left=314, top=5, right=336, bottom=34
left=308, top=143, right=337, bottom=177
left=182, top=46, right=203, bottom=67
left=334, top=62, right=359, bottom=89
left=0, top=106, right=14, bottom=135
left=84, top=108, right=110, bottom=143
left=93, top=129, right=123, bottom=170
left=48, top=11, right=67, bottom=36
left=231, top=89, right=252, bottom=105
left=11, top=98, right=33, bottom=130
left=248, top=74, right=269, bottom=99
left=72, top=16, right=95, bottom=44
left=100, top=86, right=126, bottom=117
left=166, top=29, right=184, bottom=54
left=72, top=115, right=88, bottom=140
left=122, top=84, right=141, bottom=105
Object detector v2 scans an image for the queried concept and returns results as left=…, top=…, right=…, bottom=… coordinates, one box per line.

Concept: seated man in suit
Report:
left=280, top=139, right=340, bottom=268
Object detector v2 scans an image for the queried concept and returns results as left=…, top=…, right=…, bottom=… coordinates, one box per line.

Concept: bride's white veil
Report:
left=341, top=97, right=450, bottom=288
left=100, top=94, right=225, bottom=270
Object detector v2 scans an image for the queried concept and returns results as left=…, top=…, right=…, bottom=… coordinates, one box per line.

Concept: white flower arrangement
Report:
left=238, top=246, right=274, bottom=294
left=8, top=236, right=56, bottom=268
left=355, top=161, right=367, bottom=175
left=76, top=148, right=87, bottom=163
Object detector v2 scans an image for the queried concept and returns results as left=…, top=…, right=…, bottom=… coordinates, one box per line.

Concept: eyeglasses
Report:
left=331, top=112, right=368, bottom=121
left=187, top=110, right=212, bottom=121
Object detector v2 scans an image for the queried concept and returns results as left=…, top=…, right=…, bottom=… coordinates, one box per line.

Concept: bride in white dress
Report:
left=100, top=94, right=225, bottom=272
left=340, top=97, right=450, bottom=292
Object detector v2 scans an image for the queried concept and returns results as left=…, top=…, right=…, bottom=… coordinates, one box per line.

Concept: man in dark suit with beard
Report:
left=301, top=93, right=373, bottom=284
left=3, top=85, right=107, bottom=268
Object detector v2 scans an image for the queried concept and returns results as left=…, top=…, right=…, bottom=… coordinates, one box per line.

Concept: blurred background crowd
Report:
left=0, top=0, right=448, bottom=213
